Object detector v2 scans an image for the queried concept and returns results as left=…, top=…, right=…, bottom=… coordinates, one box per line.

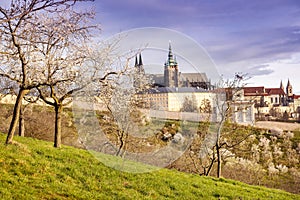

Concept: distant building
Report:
left=242, top=80, right=300, bottom=120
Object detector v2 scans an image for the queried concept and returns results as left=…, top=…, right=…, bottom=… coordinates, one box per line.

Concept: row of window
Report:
left=270, top=97, right=279, bottom=104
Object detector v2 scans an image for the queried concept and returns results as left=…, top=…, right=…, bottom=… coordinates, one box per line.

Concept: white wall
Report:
left=167, top=92, right=213, bottom=112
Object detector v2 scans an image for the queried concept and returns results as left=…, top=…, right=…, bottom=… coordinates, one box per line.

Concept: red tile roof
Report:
left=265, top=88, right=285, bottom=95
left=293, top=95, right=300, bottom=99
left=243, top=87, right=267, bottom=96
left=243, top=87, right=286, bottom=96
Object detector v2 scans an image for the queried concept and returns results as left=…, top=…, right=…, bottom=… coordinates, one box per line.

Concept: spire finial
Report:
left=168, top=41, right=173, bottom=59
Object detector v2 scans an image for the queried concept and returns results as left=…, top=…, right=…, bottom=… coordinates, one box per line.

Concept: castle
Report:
left=134, top=42, right=211, bottom=90
left=133, top=42, right=300, bottom=124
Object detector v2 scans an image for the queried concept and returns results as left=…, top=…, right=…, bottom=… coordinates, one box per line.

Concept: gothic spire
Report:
left=168, top=41, right=173, bottom=59
left=286, top=79, right=293, bottom=97
left=139, top=53, right=143, bottom=66
left=287, top=79, right=291, bottom=87
left=134, top=55, right=138, bottom=67
left=280, top=80, right=284, bottom=90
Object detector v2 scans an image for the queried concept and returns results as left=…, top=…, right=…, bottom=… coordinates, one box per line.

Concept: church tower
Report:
left=135, top=53, right=145, bottom=74
left=164, top=42, right=179, bottom=87
left=134, top=53, right=145, bottom=88
left=286, top=79, right=293, bottom=97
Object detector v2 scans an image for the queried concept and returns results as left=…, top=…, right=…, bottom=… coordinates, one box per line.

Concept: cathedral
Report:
left=134, top=43, right=211, bottom=90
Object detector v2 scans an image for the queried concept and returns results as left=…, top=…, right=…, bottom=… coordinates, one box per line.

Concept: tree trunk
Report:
left=6, top=88, right=28, bottom=144
left=216, top=143, right=221, bottom=178
left=205, top=152, right=216, bottom=176
left=54, top=105, right=63, bottom=148
left=116, top=132, right=124, bottom=156
left=19, top=107, right=25, bottom=137
left=216, top=121, right=224, bottom=178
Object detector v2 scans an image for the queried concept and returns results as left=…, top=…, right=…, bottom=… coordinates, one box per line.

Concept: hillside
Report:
left=0, top=104, right=299, bottom=194
left=0, top=134, right=299, bottom=200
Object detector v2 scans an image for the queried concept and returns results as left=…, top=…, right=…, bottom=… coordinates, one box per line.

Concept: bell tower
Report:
left=164, top=42, right=179, bottom=87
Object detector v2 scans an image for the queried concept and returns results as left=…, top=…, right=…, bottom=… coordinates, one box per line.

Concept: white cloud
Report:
left=246, top=64, right=274, bottom=76
left=278, top=53, right=300, bottom=64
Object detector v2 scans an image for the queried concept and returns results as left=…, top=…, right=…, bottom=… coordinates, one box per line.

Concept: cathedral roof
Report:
left=180, top=73, right=208, bottom=82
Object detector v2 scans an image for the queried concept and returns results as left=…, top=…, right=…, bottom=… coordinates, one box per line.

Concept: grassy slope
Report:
left=0, top=134, right=299, bottom=200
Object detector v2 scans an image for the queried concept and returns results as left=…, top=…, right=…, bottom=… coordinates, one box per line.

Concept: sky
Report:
left=86, top=0, right=300, bottom=93
left=1, top=1, right=300, bottom=92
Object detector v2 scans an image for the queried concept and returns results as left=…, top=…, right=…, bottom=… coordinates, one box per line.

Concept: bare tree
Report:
left=199, top=73, right=252, bottom=177
left=0, top=0, right=93, bottom=144
left=99, top=57, right=151, bottom=156
left=0, top=76, right=35, bottom=137
left=37, top=46, right=119, bottom=148
left=31, top=8, right=99, bottom=148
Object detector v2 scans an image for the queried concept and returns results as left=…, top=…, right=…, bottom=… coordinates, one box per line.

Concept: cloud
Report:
left=278, top=53, right=300, bottom=64
left=204, top=25, right=300, bottom=69
left=246, top=64, right=274, bottom=76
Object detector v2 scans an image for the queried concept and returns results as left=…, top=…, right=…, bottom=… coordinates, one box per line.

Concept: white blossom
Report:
left=276, top=164, right=288, bottom=173
left=268, top=163, right=279, bottom=175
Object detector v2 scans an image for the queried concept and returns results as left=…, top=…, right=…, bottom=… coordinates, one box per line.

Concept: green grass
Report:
left=0, top=133, right=299, bottom=200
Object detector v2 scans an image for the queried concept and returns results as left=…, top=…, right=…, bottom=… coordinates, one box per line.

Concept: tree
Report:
left=199, top=73, right=251, bottom=177
left=0, top=75, right=41, bottom=137
left=0, top=0, right=93, bottom=144
left=31, top=7, right=99, bottom=148
left=98, top=57, right=151, bottom=156
left=37, top=42, right=121, bottom=148
left=181, top=94, right=198, bottom=112
left=282, top=110, right=289, bottom=122
left=199, top=98, right=212, bottom=113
